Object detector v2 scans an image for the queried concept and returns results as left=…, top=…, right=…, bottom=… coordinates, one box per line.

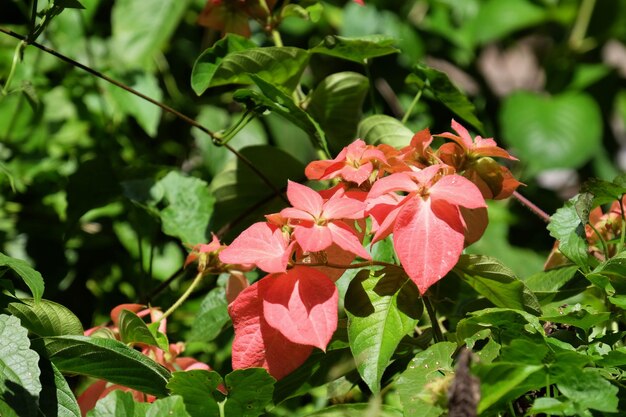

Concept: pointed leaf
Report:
left=118, top=309, right=159, bottom=348
left=86, top=390, right=149, bottom=417
left=7, top=298, right=83, bottom=337
left=547, top=194, right=591, bottom=268
left=41, top=336, right=171, bottom=397
left=262, top=267, right=338, bottom=350
left=193, top=43, right=309, bottom=95
left=557, top=369, right=618, bottom=412
left=0, top=315, right=42, bottom=417
left=394, top=198, right=465, bottom=294
left=310, top=35, right=399, bottom=63
left=38, top=359, right=81, bottom=417
left=223, top=368, right=275, bottom=417
left=146, top=396, right=191, bottom=417
left=188, top=288, right=230, bottom=343
left=358, top=115, right=413, bottom=148
left=408, top=64, right=484, bottom=134
left=453, top=255, right=541, bottom=315
left=167, top=370, right=222, bottom=417
left=477, top=363, right=544, bottom=413
left=396, top=342, right=456, bottom=417
left=0, top=252, right=44, bottom=302
left=229, top=278, right=313, bottom=380
left=345, top=268, right=423, bottom=393
left=307, top=72, right=369, bottom=152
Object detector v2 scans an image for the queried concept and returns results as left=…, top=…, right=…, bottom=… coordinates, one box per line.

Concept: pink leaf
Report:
left=430, top=174, right=487, bottom=209
left=263, top=267, right=338, bottom=350
left=322, top=193, right=366, bottom=220
left=229, top=277, right=313, bottom=380
left=328, top=221, right=371, bottom=259
left=393, top=198, right=465, bottom=294
left=219, top=222, right=291, bottom=273
left=293, top=223, right=333, bottom=252
left=368, top=172, right=417, bottom=199
left=286, top=180, right=324, bottom=216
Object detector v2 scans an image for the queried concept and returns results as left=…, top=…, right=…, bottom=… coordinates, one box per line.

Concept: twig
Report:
left=423, top=295, right=444, bottom=343
left=512, top=191, right=551, bottom=224
left=0, top=26, right=287, bottom=204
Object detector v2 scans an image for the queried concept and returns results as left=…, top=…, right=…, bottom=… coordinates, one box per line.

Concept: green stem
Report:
left=2, top=41, right=26, bottom=95
left=618, top=196, right=625, bottom=253
left=271, top=29, right=283, bottom=47
left=588, top=221, right=610, bottom=260
left=364, top=59, right=378, bottom=114
left=507, top=401, right=517, bottom=417
left=423, top=295, right=444, bottom=343
left=401, top=88, right=422, bottom=124
left=159, top=271, right=205, bottom=322
left=569, top=0, right=597, bottom=50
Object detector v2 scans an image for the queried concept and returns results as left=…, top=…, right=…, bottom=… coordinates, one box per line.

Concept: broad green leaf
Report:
left=87, top=390, right=150, bottom=417
left=167, top=370, right=223, bottom=417
left=500, top=92, right=602, bottom=174
left=557, top=368, right=618, bottom=412
left=0, top=399, right=19, bottom=417
left=7, top=298, right=83, bottom=337
left=210, top=145, right=304, bottom=236
left=111, top=0, right=188, bottom=67
left=158, top=171, right=214, bottom=245
left=307, top=72, right=369, bottom=153
left=542, top=305, right=610, bottom=332
left=223, top=368, right=275, bottom=417
left=476, top=363, right=543, bottom=413
left=310, top=35, right=399, bottom=63
left=453, top=255, right=541, bottom=314
left=407, top=64, right=483, bottom=134
left=41, top=336, right=171, bottom=397
left=303, top=403, right=403, bottom=416
left=118, top=309, right=159, bottom=347
left=529, top=397, right=577, bottom=416
left=106, top=71, right=163, bottom=137
left=234, top=75, right=329, bottom=154
left=469, top=0, right=547, bottom=45
left=525, top=266, right=580, bottom=292
left=146, top=396, right=191, bottom=417
left=192, top=43, right=309, bottom=95
left=581, top=176, right=626, bottom=207
left=0, top=252, right=44, bottom=302
left=456, top=308, right=544, bottom=344
left=547, top=194, right=592, bottom=269
left=345, top=268, right=423, bottom=393
left=39, top=359, right=81, bottom=417
left=188, top=288, right=230, bottom=343
left=0, top=315, right=42, bottom=417
left=358, top=115, right=413, bottom=148
left=396, top=342, right=456, bottom=417
left=191, top=34, right=256, bottom=95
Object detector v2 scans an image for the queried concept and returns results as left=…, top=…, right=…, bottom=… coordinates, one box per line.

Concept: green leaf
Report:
left=157, top=171, right=214, bottom=245
left=87, top=390, right=150, bottom=417
left=53, top=0, right=85, bottom=9
left=0, top=399, right=19, bottom=417
left=0, top=314, right=42, bottom=417
left=7, top=298, right=83, bottom=337
left=223, top=368, right=275, bottom=417
left=408, top=64, right=484, bottom=134
left=188, top=288, right=230, bottom=343
left=111, top=0, right=188, bottom=68
left=167, top=370, right=223, bottom=417
left=525, top=266, right=580, bottom=292
left=106, top=71, right=163, bottom=137
left=547, top=194, right=592, bottom=269
left=303, top=403, right=403, bottom=416
left=581, top=176, right=626, bottom=207
left=146, top=396, right=191, bottom=417
left=357, top=115, right=413, bottom=148
left=396, top=342, right=456, bottom=417
left=0, top=252, right=44, bottom=302
left=234, top=75, right=329, bottom=154
left=307, top=72, right=369, bottom=153
left=41, top=336, right=171, bottom=397
left=453, top=255, right=541, bottom=315
left=118, top=309, right=159, bottom=348
left=456, top=308, right=544, bottom=344
left=542, top=305, right=610, bottom=332
left=476, top=363, right=544, bottom=413
left=192, top=43, right=309, bottom=95
left=310, top=35, right=399, bottom=63
left=39, top=359, right=81, bottom=417
left=557, top=368, right=618, bottom=412
left=529, top=397, right=577, bottom=416
left=500, top=92, right=603, bottom=174
left=469, top=0, right=547, bottom=45
left=345, top=268, right=423, bottom=393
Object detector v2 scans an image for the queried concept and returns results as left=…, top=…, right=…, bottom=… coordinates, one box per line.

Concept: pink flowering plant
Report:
left=3, top=1, right=626, bottom=417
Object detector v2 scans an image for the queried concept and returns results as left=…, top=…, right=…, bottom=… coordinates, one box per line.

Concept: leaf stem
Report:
left=569, top=0, right=597, bottom=51
left=1, top=41, right=26, bottom=95
left=159, top=270, right=205, bottom=322
left=618, top=197, right=625, bottom=253
left=364, top=59, right=378, bottom=114
left=512, top=191, right=551, bottom=224
left=423, top=295, right=444, bottom=343
left=401, top=88, right=422, bottom=124
left=0, top=27, right=287, bottom=204
left=588, top=221, right=609, bottom=260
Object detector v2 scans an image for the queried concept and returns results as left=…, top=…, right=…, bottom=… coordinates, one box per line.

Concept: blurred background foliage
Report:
left=1, top=0, right=626, bottom=380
